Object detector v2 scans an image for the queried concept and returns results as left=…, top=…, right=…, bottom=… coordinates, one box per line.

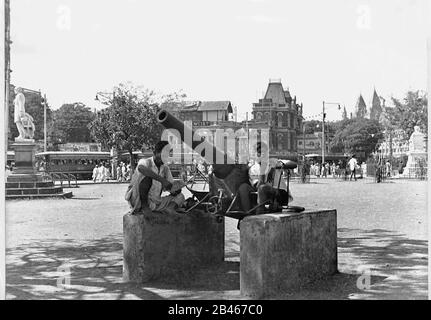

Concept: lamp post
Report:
left=95, top=91, right=116, bottom=178
left=321, top=101, right=341, bottom=165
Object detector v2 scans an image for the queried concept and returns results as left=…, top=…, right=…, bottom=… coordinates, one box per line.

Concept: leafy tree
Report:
left=390, top=91, right=427, bottom=139
left=88, top=82, right=184, bottom=171
left=303, top=120, right=337, bottom=135
left=329, top=118, right=383, bottom=159
left=51, top=103, right=95, bottom=144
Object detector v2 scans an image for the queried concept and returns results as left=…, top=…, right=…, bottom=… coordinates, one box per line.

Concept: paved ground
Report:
left=5, top=177, right=428, bottom=300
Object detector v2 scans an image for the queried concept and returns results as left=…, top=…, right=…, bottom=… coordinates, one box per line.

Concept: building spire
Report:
left=354, top=94, right=367, bottom=118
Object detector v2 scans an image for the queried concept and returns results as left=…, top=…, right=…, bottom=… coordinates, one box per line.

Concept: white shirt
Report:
left=248, top=158, right=287, bottom=190
left=137, top=157, right=174, bottom=207
left=348, top=158, right=358, bottom=171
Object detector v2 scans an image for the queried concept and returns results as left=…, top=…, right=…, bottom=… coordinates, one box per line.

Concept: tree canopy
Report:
left=303, top=120, right=337, bottom=135
left=389, top=90, right=427, bottom=139
left=50, top=103, right=95, bottom=145
left=88, top=82, right=185, bottom=170
left=329, top=118, right=383, bottom=159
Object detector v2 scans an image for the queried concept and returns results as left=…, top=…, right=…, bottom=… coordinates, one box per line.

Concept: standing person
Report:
left=97, top=163, right=105, bottom=182
left=385, top=160, right=392, bottom=177
left=348, top=154, right=358, bottom=181
left=361, top=161, right=367, bottom=177
left=126, top=163, right=132, bottom=181
left=116, top=165, right=122, bottom=182
left=102, top=164, right=109, bottom=182
left=121, top=163, right=127, bottom=182
left=331, top=162, right=336, bottom=178
left=92, top=165, right=98, bottom=183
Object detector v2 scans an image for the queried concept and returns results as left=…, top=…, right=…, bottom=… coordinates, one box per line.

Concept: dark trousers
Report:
left=139, top=176, right=153, bottom=209
left=350, top=168, right=356, bottom=181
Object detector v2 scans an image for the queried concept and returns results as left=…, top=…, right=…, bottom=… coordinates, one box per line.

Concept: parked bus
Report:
left=35, top=151, right=111, bottom=180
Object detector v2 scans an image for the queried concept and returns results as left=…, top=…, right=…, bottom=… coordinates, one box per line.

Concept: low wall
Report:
left=240, top=209, right=337, bottom=298
left=123, top=210, right=225, bottom=283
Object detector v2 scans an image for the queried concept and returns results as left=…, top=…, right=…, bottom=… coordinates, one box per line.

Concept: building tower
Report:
left=354, top=94, right=367, bottom=119
left=370, top=88, right=383, bottom=121
left=251, top=79, right=303, bottom=159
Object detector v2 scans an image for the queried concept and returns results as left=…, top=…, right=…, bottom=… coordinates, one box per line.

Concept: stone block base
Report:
left=240, top=209, right=337, bottom=298
left=123, top=210, right=225, bottom=283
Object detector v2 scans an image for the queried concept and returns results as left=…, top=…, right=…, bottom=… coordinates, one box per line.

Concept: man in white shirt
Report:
left=125, top=141, right=185, bottom=214
left=348, top=154, right=358, bottom=181
left=92, top=165, right=98, bottom=183
left=237, top=142, right=293, bottom=214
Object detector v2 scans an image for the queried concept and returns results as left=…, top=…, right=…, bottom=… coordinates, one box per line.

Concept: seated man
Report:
left=125, top=141, right=185, bottom=214
left=237, top=142, right=293, bottom=214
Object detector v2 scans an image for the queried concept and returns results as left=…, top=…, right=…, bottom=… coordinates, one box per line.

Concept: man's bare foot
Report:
left=132, top=206, right=152, bottom=215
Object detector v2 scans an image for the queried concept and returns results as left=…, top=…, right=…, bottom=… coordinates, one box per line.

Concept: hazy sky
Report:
left=10, top=0, right=429, bottom=121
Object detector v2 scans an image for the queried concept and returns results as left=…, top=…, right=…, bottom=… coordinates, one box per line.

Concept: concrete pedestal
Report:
left=6, top=141, right=72, bottom=199
left=123, top=210, right=225, bottom=283
left=240, top=210, right=337, bottom=298
left=11, top=140, right=37, bottom=174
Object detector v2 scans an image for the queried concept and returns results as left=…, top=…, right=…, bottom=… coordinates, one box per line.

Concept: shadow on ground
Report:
left=6, top=228, right=428, bottom=300
left=336, top=228, right=428, bottom=299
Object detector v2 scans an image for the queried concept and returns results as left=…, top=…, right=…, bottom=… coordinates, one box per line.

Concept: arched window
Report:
left=256, top=112, right=262, bottom=120
left=277, top=112, right=283, bottom=128
left=277, top=134, right=283, bottom=151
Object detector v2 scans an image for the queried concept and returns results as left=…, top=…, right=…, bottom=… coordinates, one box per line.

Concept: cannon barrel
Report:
left=157, top=109, right=240, bottom=179
left=157, top=109, right=235, bottom=164
left=157, top=109, right=202, bottom=150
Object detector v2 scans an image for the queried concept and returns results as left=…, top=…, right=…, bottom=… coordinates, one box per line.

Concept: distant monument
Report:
left=401, top=126, right=427, bottom=178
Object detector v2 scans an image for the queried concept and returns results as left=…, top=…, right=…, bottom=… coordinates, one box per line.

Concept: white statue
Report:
left=14, top=87, right=35, bottom=140
left=409, top=125, right=425, bottom=152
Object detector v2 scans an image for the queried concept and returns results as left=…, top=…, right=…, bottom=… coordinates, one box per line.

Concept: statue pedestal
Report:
left=11, top=140, right=37, bottom=175
left=6, top=140, right=73, bottom=199
left=401, top=151, right=427, bottom=178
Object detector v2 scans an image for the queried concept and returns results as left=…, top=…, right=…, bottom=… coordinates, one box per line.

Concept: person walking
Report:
left=116, top=165, right=122, bottom=182
left=348, top=154, right=358, bottom=181
left=385, top=160, right=392, bottom=178
left=92, top=165, right=98, bottom=183
left=97, top=163, right=105, bottom=182
left=121, top=163, right=127, bottom=182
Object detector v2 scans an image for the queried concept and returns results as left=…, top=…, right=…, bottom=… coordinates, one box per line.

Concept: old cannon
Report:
left=157, top=110, right=304, bottom=220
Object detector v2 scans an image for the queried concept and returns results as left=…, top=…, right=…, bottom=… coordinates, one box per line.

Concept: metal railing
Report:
left=49, top=172, right=78, bottom=188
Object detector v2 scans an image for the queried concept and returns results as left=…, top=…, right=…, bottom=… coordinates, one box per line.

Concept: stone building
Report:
left=162, top=100, right=234, bottom=124
left=250, top=80, right=303, bottom=159
left=161, top=100, right=242, bottom=162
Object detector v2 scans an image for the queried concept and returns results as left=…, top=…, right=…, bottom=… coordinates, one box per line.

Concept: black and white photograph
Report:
left=0, top=0, right=430, bottom=304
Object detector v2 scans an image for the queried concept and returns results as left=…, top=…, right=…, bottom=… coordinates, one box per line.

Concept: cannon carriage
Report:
left=157, top=110, right=305, bottom=220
